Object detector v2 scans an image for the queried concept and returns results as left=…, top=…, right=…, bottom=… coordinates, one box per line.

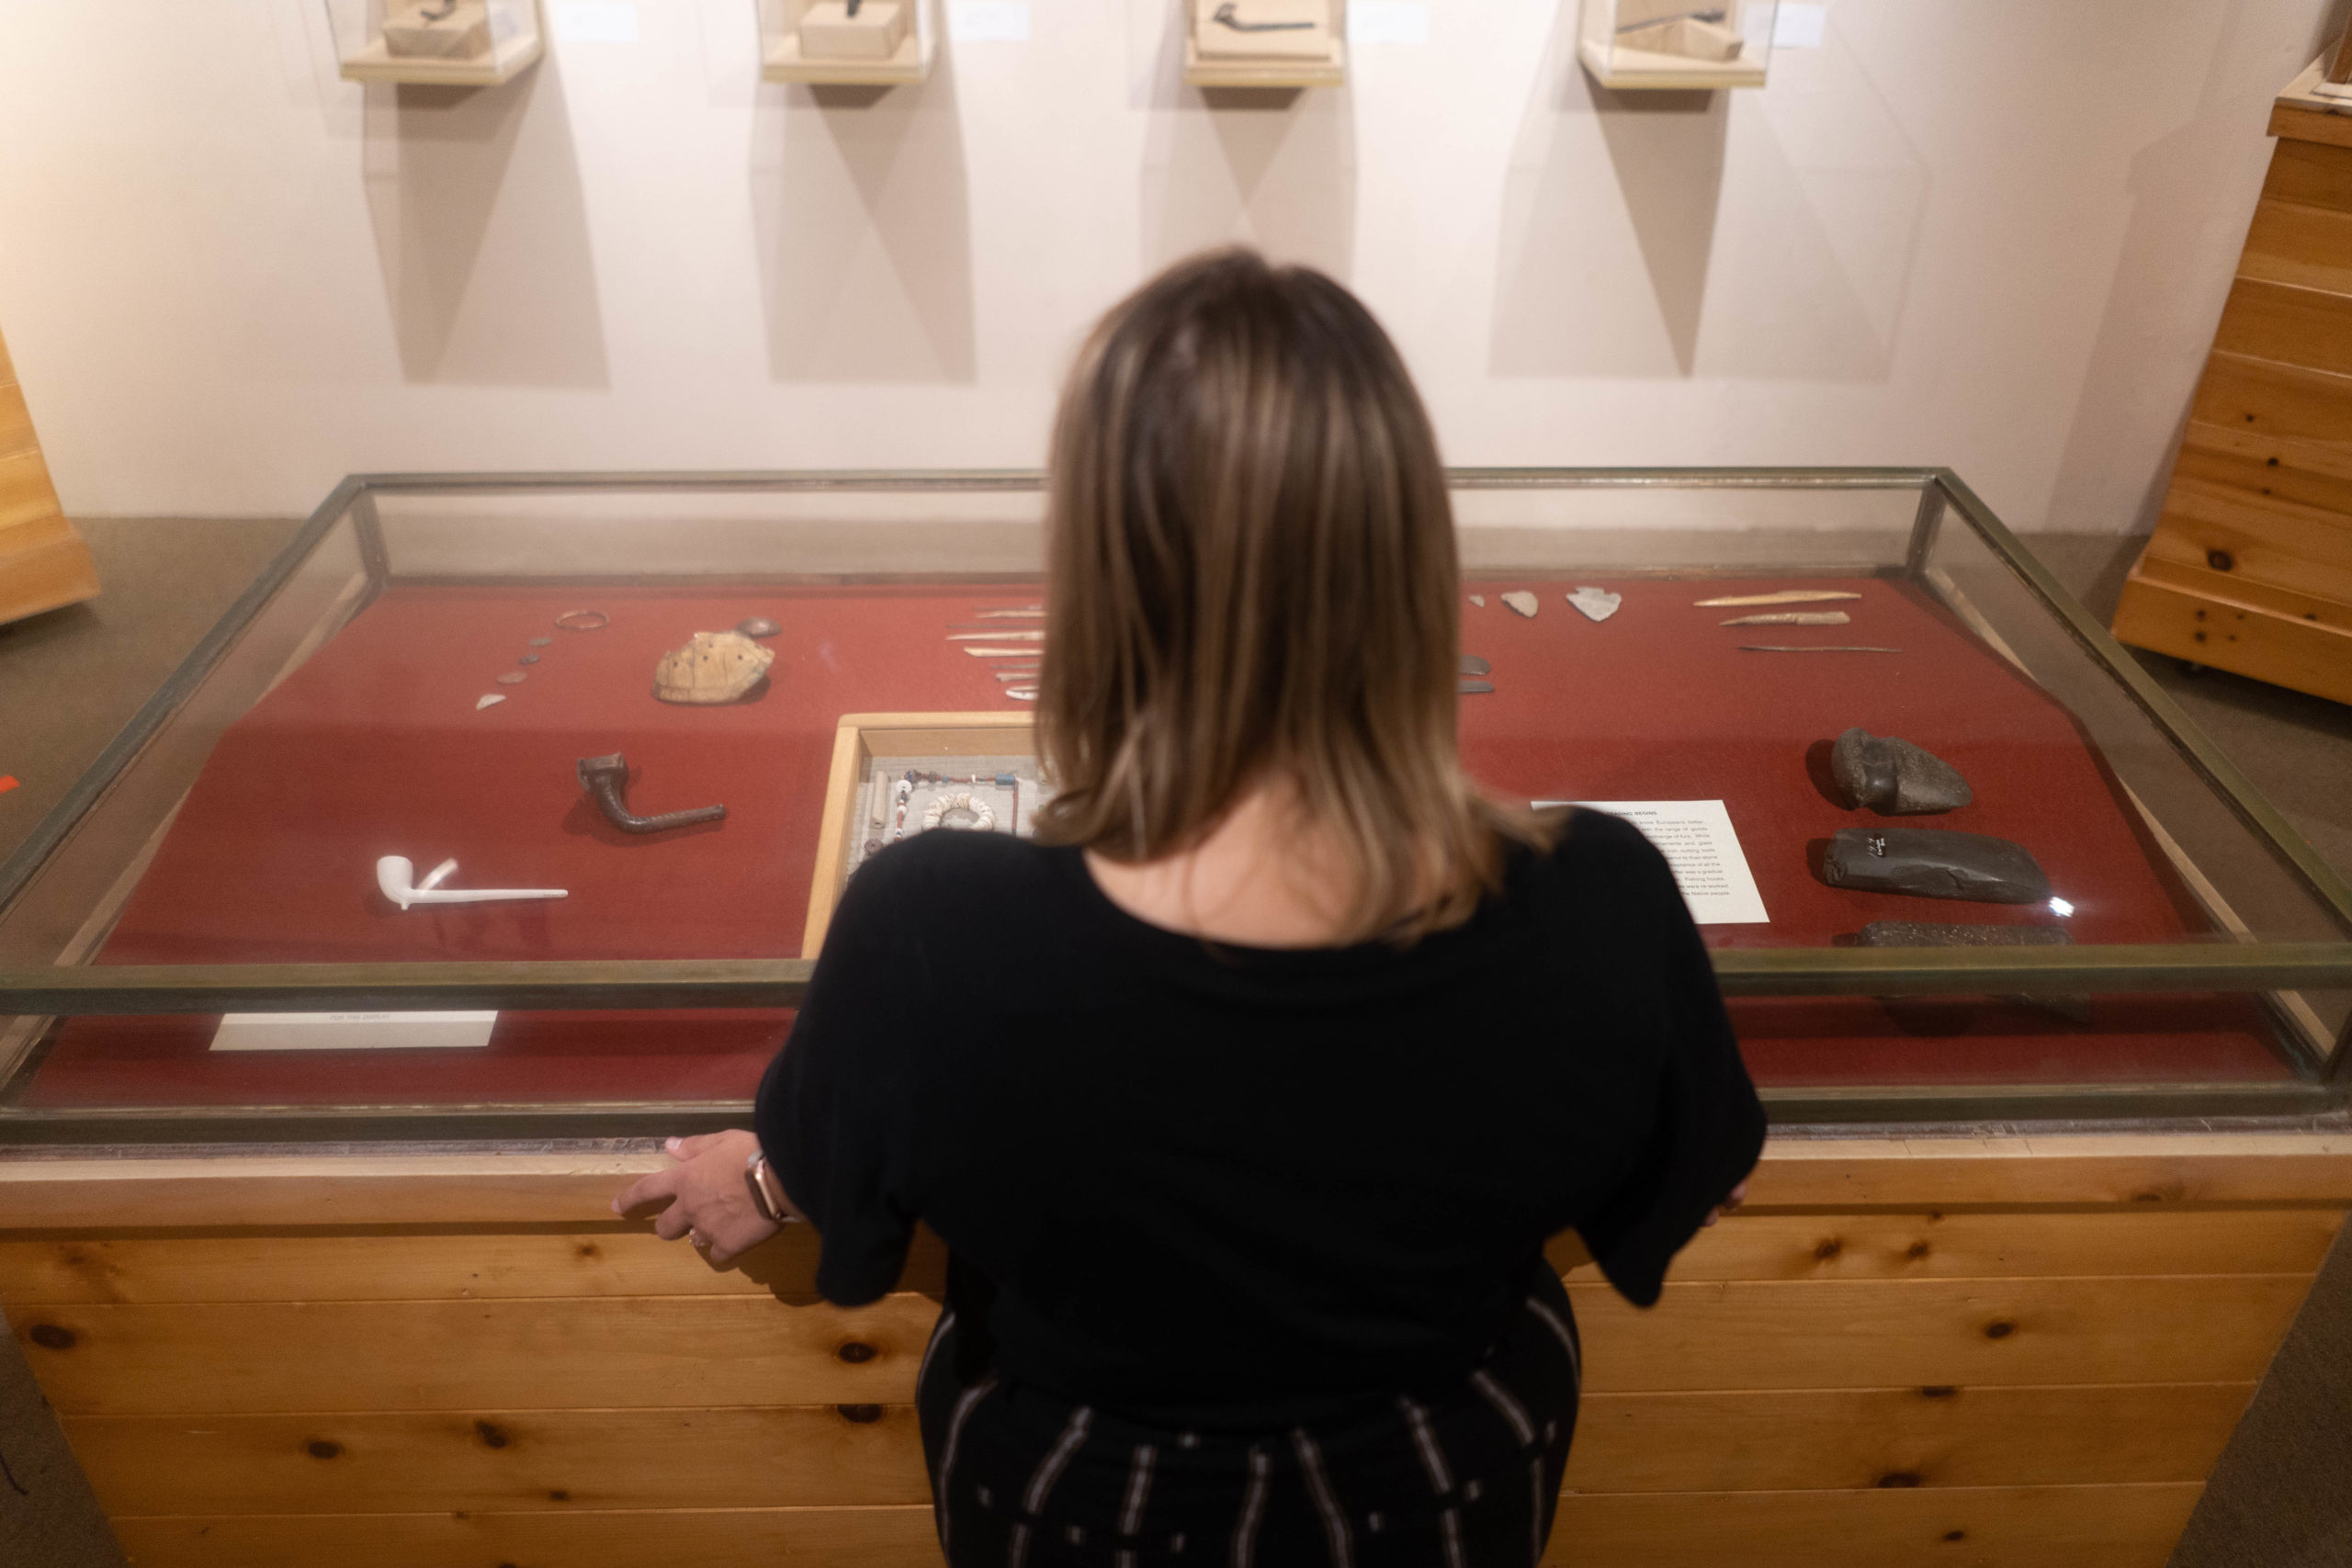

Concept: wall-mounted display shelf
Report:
left=326, top=0, right=546, bottom=87
left=759, top=0, right=934, bottom=86
left=1579, top=0, right=1779, bottom=90
left=1185, top=0, right=1345, bottom=90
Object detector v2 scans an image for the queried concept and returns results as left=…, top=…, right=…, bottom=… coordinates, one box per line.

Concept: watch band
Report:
left=745, top=1150, right=790, bottom=1224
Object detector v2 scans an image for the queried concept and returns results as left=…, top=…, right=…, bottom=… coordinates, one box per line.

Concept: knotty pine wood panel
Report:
left=2263, top=136, right=2352, bottom=212
left=2114, top=565, right=2352, bottom=705
left=1648, top=1206, right=2345, bottom=1284
left=14, top=1274, right=2309, bottom=1416
left=6, top=1208, right=2334, bottom=1308
left=108, top=1505, right=944, bottom=1568
left=61, top=1382, right=2253, bottom=1517
left=2270, top=100, right=2352, bottom=152
left=2152, top=478, right=2352, bottom=603
left=69, top=1404, right=935, bottom=1515
left=14, top=1292, right=945, bottom=1416
left=2130, top=543, right=2351, bottom=629
left=2211, top=276, right=2352, bottom=378
left=7, top=1135, right=2347, bottom=1227
left=0, top=1224, right=950, bottom=1306
left=103, top=1485, right=2206, bottom=1568
left=1564, top=1273, right=2312, bottom=1393
left=1563, top=1382, right=2248, bottom=1495
left=2176, top=419, right=2352, bottom=509
left=1545, top=1482, right=2203, bottom=1568
left=2191, top=351, right=2352, bottom=447
left=2239, top=197, right=2352, bottom=295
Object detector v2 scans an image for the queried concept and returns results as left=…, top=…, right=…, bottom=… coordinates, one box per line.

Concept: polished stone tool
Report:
left=1460, top=655, right=1491, bottom=675
left=1830, top=728, right=1972, bottom=815
left=1822, top=829, right=2050, bottom=903
left=578, top=753, right=727, bottom=834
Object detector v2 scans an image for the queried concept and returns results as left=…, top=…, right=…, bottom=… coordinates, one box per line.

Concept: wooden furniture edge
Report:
left=2, top=1133, right=2346, bottom=1229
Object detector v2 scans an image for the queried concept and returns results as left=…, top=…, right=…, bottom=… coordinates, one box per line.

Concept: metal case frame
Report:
left=2, top=467, right=2347, bottom=1142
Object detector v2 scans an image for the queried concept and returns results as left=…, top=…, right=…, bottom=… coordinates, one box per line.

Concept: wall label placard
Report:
left=949, top=1, right=1030, bottom=41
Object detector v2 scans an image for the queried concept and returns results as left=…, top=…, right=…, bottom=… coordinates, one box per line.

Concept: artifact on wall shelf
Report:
left=760, top=0, right=934, bottom=86
left=1577, top=0, right=1778, bottom=90
left=326, top=0, right=546, bottom=86
left=1185, top=0, right=1345, bottom=90
left=0, top=324, right=99, bottom=627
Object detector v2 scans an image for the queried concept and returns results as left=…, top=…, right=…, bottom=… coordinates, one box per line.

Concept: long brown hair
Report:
left=1034, top=250, right=1548, bottom=943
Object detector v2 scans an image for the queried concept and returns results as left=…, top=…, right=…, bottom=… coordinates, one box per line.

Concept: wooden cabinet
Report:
left=0, top=325, right=98, bottom=627
left=2113, top=65, right=2352, bottom=705
left=4, top=1134, right=2344, bottom=1567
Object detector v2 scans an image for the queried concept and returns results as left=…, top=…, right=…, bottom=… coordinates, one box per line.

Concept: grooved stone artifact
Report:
left=1822, top=829, right=2051, bottom=904
left=1830, top=728, right=1973, bottom=815
left=1500, top=592, right=1539, bottom=618
left=1856, top=920, right=2071, bottom=948
left=654, top=631, right=774, bottom=705
left=577, top=754, right=727, bottom=834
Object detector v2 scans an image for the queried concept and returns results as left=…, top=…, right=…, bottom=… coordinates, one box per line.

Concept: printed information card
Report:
left=210, top=1011, right=498, bottom=1053
left=1532, top=799, right=1770, bottom=925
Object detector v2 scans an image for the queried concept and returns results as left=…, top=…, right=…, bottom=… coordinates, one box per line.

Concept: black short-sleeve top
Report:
left=754, top=808, right=1765, bottom=1428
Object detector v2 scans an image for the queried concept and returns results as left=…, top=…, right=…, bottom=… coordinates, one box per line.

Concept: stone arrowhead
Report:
left=475, top=694, right=506, bottom=711
left=1566, top=586, right=1622, bottom=623
left=1500, top=591, right=1538, bottom=618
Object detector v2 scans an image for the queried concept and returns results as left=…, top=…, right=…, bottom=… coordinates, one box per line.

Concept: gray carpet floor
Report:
left=0, top=523, right=2343, bottom=1567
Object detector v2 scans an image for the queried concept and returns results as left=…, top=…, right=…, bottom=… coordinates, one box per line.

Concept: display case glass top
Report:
left=326, top=0, right=546, bottom=86
left=2, top=468, right=2347, bottom=1139
left=1578, top=0, right=1781, bottom=89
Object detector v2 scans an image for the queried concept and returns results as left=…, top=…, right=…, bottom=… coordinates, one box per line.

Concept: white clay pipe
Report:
left=377, top=855, right=568, bottom=911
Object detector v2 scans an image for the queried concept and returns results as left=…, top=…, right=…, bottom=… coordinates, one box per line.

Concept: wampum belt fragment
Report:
left=577, top=753, right=727, bottom=834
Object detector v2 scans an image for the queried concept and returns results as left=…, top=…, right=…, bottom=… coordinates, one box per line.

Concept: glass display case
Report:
left=1578, top=0, right=1780, bottom=90
left=757, top=0, right=934, bottom=86
left=1, top=468, right=2347, bottom=1143
left=326, top=0, right=546, bottom=86
left=1185, top=0, right=1344, bottom=89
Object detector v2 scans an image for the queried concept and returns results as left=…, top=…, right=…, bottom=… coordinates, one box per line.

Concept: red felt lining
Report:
left=21, top=578, right=2289, bottom=1110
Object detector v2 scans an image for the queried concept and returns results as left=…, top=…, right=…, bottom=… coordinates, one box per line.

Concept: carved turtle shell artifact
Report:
left=654, top=631, right=775, bottom=705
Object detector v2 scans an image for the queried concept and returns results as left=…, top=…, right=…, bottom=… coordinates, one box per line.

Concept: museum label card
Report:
left=949, top=1, right=1029, bottom=40
left=210, top=1011, right=498, bottom=1053
left=1532, top=799, right=1770, bottom=925
left=1351, top=2, right=1430, bottom=44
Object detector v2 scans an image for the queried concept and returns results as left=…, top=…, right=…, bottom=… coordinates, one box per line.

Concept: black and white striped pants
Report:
left=916, top=1274, right=1582, bottom=1568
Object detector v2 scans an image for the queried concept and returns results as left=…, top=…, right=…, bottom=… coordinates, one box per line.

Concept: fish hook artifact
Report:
left=577, top=753, right=728, bottom=834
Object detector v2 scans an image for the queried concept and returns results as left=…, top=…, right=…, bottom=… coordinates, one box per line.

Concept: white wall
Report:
left=0, top=0, right=2337, bottom=529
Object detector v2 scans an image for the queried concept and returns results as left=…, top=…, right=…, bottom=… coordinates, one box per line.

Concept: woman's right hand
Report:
left=1701, top=1179, right=1749, bottom=1227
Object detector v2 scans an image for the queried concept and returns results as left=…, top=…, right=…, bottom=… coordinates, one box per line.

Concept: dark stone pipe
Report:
left=578, top=753, right=727, bottom=834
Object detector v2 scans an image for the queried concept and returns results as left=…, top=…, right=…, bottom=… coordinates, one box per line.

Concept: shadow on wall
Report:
left=360, top=61, right=610, bottom=388
left=751, top=52, right=978, bottom=384
left=1134, top=0, right=1355, bottom=279
left=1490, top=2, right=1925, bottom=380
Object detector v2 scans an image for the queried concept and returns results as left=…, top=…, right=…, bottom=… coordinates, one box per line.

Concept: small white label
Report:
left=1533, top=800, right=1770, bottom=925
left=211, top=1011, right=499, bottom=1053
left=1350, top=1, right=1428, bottom=45
left=1773, top=3, right=1826, bottom=48
left=554, top=1, right=639, bottom=43
left=949, top=1, right=1029, bottom=40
